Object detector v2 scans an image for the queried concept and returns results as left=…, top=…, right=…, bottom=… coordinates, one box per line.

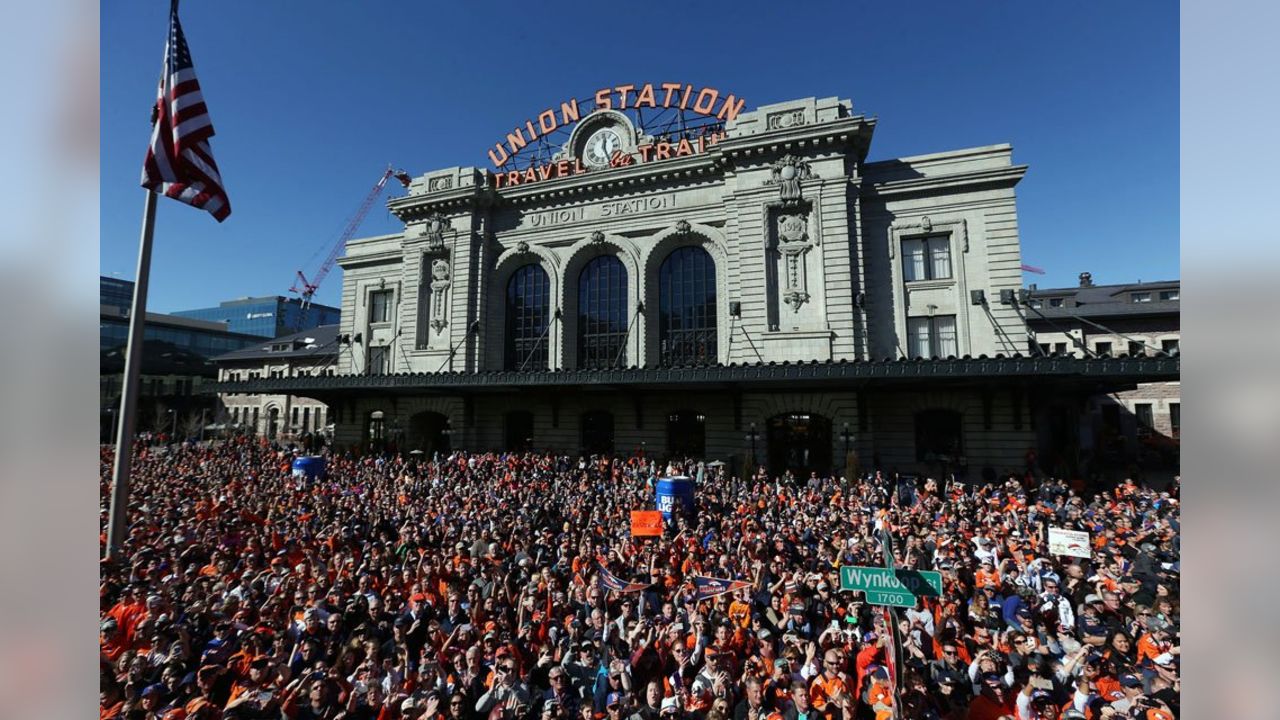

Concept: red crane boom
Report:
left=290, top=165, right=412, bottom=308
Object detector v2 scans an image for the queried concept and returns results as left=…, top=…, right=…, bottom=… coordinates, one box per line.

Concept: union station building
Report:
left=214, top=93, right=1177, bottom=480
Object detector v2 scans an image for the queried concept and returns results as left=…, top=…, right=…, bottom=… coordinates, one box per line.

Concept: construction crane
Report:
left=290, top=165, right=412, bottom=312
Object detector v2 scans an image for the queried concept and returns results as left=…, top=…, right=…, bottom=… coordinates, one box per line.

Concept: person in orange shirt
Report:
left=974, top=559, right=1001, bottom=589
left=807, top=648, right=852, bottom=716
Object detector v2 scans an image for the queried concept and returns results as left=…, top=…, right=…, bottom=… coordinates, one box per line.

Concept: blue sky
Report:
left=102, top=1, right=1177, bottom=312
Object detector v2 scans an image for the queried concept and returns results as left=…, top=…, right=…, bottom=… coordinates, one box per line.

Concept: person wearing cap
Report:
left=966, top=670, right=1014, bottom=720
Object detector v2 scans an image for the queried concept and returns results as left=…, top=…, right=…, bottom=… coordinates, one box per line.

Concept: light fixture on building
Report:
left=970, top=289, right=987, bottom=306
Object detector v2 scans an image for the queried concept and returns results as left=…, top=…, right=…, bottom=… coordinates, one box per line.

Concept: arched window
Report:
left=577, top=255, right=628, bottom=369
left=659, top=246, right=717, bottom=365
left=505, top=264, right=552, bottom=370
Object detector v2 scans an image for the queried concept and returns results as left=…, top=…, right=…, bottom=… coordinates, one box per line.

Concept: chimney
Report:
left=1078, top=271, right=1094, bottom=288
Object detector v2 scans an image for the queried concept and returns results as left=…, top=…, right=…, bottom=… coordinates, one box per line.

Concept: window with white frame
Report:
left=907, top=315, right=958, bottom=358
left=901, top=235, right=952, bottom=282
left=1131, top=292, right=1151, bottom=303
left=1159, top=289, right=1179, bottom=301
left=1049, top=298, right=1064, bottom=308
left=1161, top=338, right=1180, bottom=355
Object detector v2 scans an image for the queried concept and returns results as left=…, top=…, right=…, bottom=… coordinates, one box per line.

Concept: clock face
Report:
left=583, top=127, right=622, bottom=169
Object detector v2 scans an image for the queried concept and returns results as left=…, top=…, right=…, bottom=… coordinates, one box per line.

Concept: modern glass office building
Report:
left=172, top=296, right=340, bottom=338
left=100, top=277, right=264, bottom=441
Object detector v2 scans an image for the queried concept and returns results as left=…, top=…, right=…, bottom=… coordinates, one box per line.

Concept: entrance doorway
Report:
left=408, top=411, right=451, bottom=457
left=267, top=407, right=280, bottom=440
left=505, top=411, right=534, bottom=451
left=581, top=410, right=615, bottom=455
left=666, top=410, right=706, bottom=459
left=766, top=413, right=832, bottom=479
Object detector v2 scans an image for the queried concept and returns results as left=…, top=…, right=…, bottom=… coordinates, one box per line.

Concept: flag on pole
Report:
left=141, top=0, right=230, bottom=221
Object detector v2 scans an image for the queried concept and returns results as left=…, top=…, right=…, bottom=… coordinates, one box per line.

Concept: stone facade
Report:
left=307, top=96, right=1059, bottom=475
left=214, top=326, right=338, bottom=441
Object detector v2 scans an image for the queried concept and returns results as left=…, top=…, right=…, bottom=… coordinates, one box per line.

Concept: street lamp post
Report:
left=105, top=408, right=117, bottom=444
left=167, top=408, right=176, bottom=441
left=842, top=421, right=852, bottom=457
left=199, top=408, right=208, bottom=443
left=745, top=422, right=759, bottom=467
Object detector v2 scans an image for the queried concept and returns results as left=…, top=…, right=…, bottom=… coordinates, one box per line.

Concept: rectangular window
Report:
left=252, top=407, right=259, bottom=432
left=906, top=315, right=958, bottom=358
left=1054, top=342, right=1068, bottom=355
left=901, top=235, right=952, bottom=282
left=233, top=407, right=240, bottom=423
left=367, top=345, right=389, bottom=375
left=1159, top=290, right=1179, bottom=301
left=1128, top=340, right=1145, bottom=357
left=369, top=290, right=393, bottom=323
left=1028, top=299, right=1043, bottom=309
left=303, top=407, right=310, bottom=432
left=1135, top=403, right=1154, bottom=436
left=1049, top=298, right=1064, bottom=308
left=1095, top=341, right=1112, bottom=357
left=292, top=407, right=299, bottom=426
left=1131, top=292, right=1151, bottom=303
left=1169, top=403, right=1180, bottom=439
left=417, top=262, right=432, bottom=349
left=318, top=408, right=326, bottom=428
left=1162, top=338, right=1180, bottom=354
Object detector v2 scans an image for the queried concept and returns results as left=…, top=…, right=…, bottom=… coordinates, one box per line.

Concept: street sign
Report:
left=840, top=565, right=943, bottom=608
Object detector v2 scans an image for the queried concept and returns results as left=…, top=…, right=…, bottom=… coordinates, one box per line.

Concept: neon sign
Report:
left=485, top=82, right=746, bottom=169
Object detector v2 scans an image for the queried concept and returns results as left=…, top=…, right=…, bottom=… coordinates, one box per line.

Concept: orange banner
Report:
left=631, top=510, right=664, bottom=537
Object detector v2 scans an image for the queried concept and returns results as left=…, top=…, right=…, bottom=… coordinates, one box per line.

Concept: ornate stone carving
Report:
left=921, top=216, right=932, bottom=233
left=428, top=175, right=453, bottom=192
left=418, top=212, right=452, bottom=251
left=675, top=219, right=691, bottom=235
left=429, top=259, right=451, bottom=331
left=589, top=230, right=605, bottom=244
left=766, top=109, right=806, bottom=131
left=516, top=240, right=530, bottom=254
left=775, top=213, right=814, bottom=313
left=764, top=154, right=817, bottom=205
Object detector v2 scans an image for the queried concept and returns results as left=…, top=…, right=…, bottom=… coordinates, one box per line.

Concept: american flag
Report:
left=141, top=0, right=230, bottom=222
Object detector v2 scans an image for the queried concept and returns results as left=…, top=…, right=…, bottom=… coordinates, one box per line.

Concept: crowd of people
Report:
left=100, top=438, right=1180, bottom=720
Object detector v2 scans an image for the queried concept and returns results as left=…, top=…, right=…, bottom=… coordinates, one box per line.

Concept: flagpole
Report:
left=105, top=189, right=158, bottom=561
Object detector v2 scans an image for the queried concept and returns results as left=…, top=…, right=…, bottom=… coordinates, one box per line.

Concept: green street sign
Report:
left=861, top=589, right=918, bottom=609
left=839, top=565, right=943, bottom=605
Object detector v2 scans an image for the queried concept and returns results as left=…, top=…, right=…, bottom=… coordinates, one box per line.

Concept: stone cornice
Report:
left=863, top=165, right=1028, bottom=198
left=206, top=355, right=1178, bottom=395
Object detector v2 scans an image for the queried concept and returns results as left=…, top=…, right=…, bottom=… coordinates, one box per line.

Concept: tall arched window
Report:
left=578, top=255, right=628, bottom=369
left=659, top=246, right=717, bottom=366
left=505, top=264, right=551, bottom=370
